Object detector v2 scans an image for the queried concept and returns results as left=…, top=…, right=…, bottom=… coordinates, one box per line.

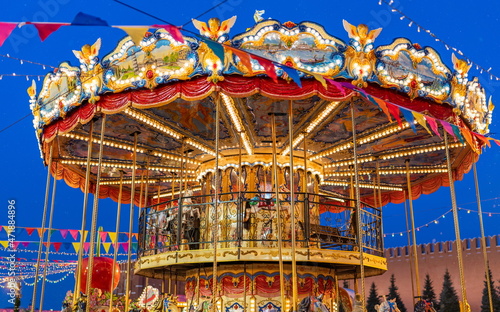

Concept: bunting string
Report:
left=378, top=0, right=499, bottom=81
left=0, top=53, right=56, bottom=69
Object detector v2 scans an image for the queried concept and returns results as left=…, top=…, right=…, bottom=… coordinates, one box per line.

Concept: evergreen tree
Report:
left=481, top=268, right=500, bottom=312
left=423, top=273, right=439, bottom=308
left=366, top=282, right=381, bottom=312
left=438, top=269, right=460, bottom=312
left=388, top=274, right=407, bottom=312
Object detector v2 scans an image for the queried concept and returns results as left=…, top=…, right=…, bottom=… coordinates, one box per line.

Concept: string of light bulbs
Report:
left=378, top=0, right=499, bottom=81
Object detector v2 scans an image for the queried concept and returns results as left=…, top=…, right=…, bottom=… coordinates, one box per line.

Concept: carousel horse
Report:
left=298, top=294, right=330, bottom=312
left=414, top=297, right=436, bottom=312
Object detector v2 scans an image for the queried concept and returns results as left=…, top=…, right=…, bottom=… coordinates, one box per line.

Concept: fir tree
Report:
left=438, top=269, right=460, bottom=312
left=423, top=273, right=439, bottom=308
left=481, top=268, right=500, bottom=312
left=388, top=274, right=407, bottom=312
left=366, top=282, right=381, bottom=312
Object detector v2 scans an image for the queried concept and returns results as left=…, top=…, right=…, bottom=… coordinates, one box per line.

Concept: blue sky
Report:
left=1, top=0, right=500, bottom=309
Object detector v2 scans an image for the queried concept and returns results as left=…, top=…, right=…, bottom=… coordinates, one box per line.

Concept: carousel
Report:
left=28, top=14, right=493, bottom=312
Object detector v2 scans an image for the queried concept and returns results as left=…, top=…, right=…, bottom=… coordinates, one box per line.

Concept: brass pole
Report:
left=109, top=171, right=124, bottom=312
left=350, top=103, right=365, bottom=306
left=289, top=100, right=298, bottom=311
left=444, top=133, right=469, bottom=311
left=270, top=112, right=286, bottom=309
left=212, top=93, right=221, bottom=312
left=125, top=131, right=139, bottom=312
left=404, top=198, right=416, bottom=306
left=31, top=143, right=53, bottom=312
left=86, top=114, right=107, bottom=312
left=473, top=162, right=493, bottom=312
left=39, top=164, right=58, bottom=312
left=405, top=159, right=421, bottom=299
left=74, top=120, right=94, bottom=304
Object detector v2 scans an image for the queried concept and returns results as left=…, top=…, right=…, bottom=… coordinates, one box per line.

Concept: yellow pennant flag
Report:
left=412, top=112, right=432, bottom=135
left=108, top=232, right=117, bottom=243
left=4, top=227, right=13, bottom=236
left=114, top=26, right=149, bottom=46
left=0, top=241, right=8, bottom=248
left=311, top=73, right=327, bottom=88
left=103, top=243, right=111, bottom=253
left=72, top=242, right=80, bottom=253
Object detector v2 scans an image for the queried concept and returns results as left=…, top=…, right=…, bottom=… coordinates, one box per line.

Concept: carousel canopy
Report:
left=28, top=17, right=494, bottom=206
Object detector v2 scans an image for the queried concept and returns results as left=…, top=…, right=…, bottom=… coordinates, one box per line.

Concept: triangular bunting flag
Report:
left=5, top=226, right=13, bottom=235
left=225, top=46, right=253, bottom=73
left=132, top=242, right=138, bottom=252
left=0, top=226, right=2, bottom=232
left=0, top=241, right=8, bottom=248
left=325, top=78, right=347, bottom=96
left=82, top=230, right=88, bottom=242
left=488, top=137, right=500, bottom=146
left=413, top=112, right=432, bottom=135
left=60, top=229, right=69, bottom=239
left=440, top=120, right=457, bottom=141
left=71, top=12, right=109, bottom=26
left=63, top=242, right=71, bottom=250
left=386, top=103, right=403, bottom=127
left=37, top=228, right=45, bottom=238
left=401, top=109, right=417, bottom=133
left=461, top=128, right=478, bottom=153
left=26, top=228, right=36, bottom=236
left=251, top=55, right=278, bottom=82
left=368, top=95, right=392, bottom=122
left=425, top=116, right=441, bottom=138
left=99, top=231, right=108, bottom=242
left=24, top=22, right=68, bottom=41
left=21, top=242, right=30, bottom=248
left=201, top=38, right=225, bottom=66
left=69, top=229, right=79, bottom=240
left=83, top=242, right=90, bottom=253
left=152, top=24, right=184, bottom=43
left=473, top=132, right=491, bottom=148
left=103, top=243, right=111, bottom=253
left=52, top=242, right=62, bottom=252
left=276, top=64, right=302, bottom=88
left=121, top=242, right=129, bottom=253
left=12, top=242, right=20, bottom=250
left=114, top=26, right=149, bottom=45
left=72, top=242, right=80, bottom=253
left=108, top=232, right=117, bottom=243
left=451, top=124, right=465, bottom=144
left=0, top=22, right=18, bottom=46
left=311, top=73, right=327, bottom=88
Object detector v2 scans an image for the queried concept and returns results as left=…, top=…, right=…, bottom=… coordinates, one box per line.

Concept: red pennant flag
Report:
left=59, top=229, right=69, bottom=239
left=425, top=116, right=441, bottom=138
left=83, top=242, right=90, bottom=253
left=251, top=55, right=278, bottom=82
left=225, top=46, right=253, bottom=73
left=386, top=103, right=402, bottom=127
left=0, top=22, right=18, bottom=46
left=440, top=120, right=457, bottom=141
left=52, top=242, right=62, bottom=252
left=99, top=231, right=108, bottom=242
left=25, top=228, right=36, bottom=236
left=25, top=22, right=68, bottom=41
left=69, top=229, right=79, bottom=240
left=152, top=24, right=184, bottom=43
left=473, top=132, right=491, bottom=147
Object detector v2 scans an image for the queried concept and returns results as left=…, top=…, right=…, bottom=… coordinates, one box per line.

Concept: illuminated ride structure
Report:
left=29, top=16, right=493, bottom=312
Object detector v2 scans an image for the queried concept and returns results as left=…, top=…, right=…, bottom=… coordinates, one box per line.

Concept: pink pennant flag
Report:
left=152, top=24, right=184, bottom=43
left=59, top=229, right=69, bottom=239
left=121, top=242, right=129, bottom=252
left=225, top=46, right=253, bottom=73
left=25, top=228, right=36, bottom=236
left=24, top=22, right=68, bottom=41
left=325, top=78, right=347, bottom=96
left=0, top=22, right=18, bottom=46
left=251, top=55, right=278, bottom=82
left=99, top=231, right=108, bottom=242
left=83, top=242, right=90, bottom=253
left=386, top=103, right=402, bottom=127
left=425, top=116, right=441, bottom=138
left=52, top=242, right=62, bottom=252
left=69, top=229, right=79, bottom=240
left=440, top=120, right=457, bottom=141
left=12, top=242, right=20, bottom=250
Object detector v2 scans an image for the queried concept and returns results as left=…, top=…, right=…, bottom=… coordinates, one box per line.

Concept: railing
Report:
left=138, top=192, right=383, bottom=258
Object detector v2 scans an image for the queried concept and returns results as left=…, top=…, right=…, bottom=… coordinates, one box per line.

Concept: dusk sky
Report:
left=1, top=0, right=499, bottom=309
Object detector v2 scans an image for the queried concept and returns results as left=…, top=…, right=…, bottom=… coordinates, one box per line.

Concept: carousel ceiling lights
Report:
left=220, top=93, right=254, bottom=155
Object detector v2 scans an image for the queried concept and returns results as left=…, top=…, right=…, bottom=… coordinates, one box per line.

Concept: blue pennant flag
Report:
left=451, top=124, right=465, bottom=144
left=401, top=108, right=417, bottom=133
left=276, top=64, right=302, bottom=88
left=71, top=12, right=109, bottom=26
left=201, top=38, right=225, bottom=67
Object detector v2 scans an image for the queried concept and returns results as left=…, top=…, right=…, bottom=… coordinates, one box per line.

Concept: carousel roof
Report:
left=28, top=17, right=494, bottom=206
